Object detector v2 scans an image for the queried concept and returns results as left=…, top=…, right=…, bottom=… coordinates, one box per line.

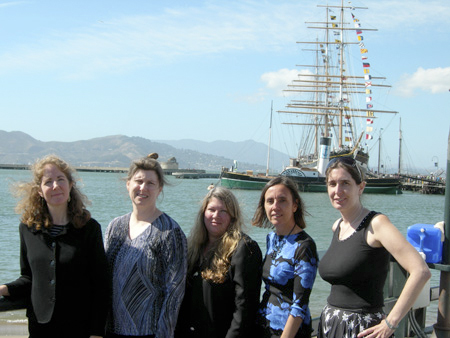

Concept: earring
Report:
left=68, top=195, right=71, bottom=203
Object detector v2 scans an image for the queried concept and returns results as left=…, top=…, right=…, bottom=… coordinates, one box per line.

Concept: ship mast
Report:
left=278, top=0, right=398, bottom=168
left=266, top=101, right=273, bottom=177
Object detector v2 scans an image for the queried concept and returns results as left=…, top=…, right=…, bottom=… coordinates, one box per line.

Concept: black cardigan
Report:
left=176, top=234, right=262, bottom=338
left=5, top=218, right=109, bottom=336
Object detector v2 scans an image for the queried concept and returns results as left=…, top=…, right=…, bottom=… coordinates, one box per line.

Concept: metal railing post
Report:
left=433, top=130, right=450, bottom=337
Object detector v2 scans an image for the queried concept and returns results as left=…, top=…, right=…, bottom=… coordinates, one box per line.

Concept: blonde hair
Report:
left=14, top=155, right=90, bottom=230
left=187, top=187, right=243, bottom=283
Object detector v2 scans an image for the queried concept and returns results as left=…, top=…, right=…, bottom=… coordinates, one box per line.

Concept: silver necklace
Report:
left=340, top=207, right=364, bottom=239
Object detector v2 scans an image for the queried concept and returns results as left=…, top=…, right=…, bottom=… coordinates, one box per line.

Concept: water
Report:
left=0, top=169, right=445, bottom=326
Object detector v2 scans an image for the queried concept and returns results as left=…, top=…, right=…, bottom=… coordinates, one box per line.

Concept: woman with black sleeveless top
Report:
left=318, top=157, right=431, bottom=338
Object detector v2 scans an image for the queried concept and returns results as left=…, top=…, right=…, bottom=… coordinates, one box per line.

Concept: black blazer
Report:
left=5, top=219, right=109, bottom=336
left=176, top=234, right=262, bottom=338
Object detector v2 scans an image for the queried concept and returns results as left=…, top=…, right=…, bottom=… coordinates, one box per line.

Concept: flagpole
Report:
left=398, top=118, right=402, bottom=175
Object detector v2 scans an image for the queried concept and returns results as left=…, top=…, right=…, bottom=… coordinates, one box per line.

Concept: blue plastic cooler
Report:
left=407, top=223, right=443, bottom=264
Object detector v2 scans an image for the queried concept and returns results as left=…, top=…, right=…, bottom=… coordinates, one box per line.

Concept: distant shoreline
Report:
left=0, top=163, right=128, bottom=173
left=0, top=164, right=221, bottom=178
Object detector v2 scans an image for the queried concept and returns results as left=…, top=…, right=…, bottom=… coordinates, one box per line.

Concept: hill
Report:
left=157, top=139, right=290, bottom=171
left=0, top=131, right=289, bottom=172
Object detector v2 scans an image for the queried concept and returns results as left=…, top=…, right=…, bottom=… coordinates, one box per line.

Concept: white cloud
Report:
left=1, top=0, right=449, bottom=81
left=261, top=68, right=315, bottom=97
left=395, top=67, right=450, bottom=96
left=0, top=1, right=308, bottom=79
left=0, top=1, right=27, bottom=9
left=355, top=1, right=450, bottom=34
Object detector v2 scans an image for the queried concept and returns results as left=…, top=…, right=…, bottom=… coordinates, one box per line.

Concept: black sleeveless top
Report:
left=318, top=211, right=389, bottom=311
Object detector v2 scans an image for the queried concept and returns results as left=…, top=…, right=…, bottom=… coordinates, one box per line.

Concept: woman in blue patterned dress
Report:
left=104, top=153, right=187, bottom=338
left=252, top=176, right=318, bottom=338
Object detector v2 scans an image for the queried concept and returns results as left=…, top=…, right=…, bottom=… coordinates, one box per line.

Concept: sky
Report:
left=1, top=0, right=449, bottom=174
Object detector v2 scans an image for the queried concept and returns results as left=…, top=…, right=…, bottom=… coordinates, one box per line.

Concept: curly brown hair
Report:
left=14, top=155, right=91, bottom=230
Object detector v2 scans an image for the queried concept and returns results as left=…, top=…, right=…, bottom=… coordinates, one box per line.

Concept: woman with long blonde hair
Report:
left=176, top=187, right=262, bottom=338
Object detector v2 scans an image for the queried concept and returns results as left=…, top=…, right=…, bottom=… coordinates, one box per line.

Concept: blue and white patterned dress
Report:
left=258, top=230, right=318, bottom=338
left=105, top=212, right=187, bottom=338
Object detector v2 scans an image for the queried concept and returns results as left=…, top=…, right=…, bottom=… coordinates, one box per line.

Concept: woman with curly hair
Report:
left=0, top=155, right=109, bottom=338
left=253, top=176, right=318, bottom=338
left=176, top=187, right=262, bottom=338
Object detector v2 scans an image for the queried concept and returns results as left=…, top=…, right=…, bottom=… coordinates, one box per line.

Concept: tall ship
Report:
left=220, top=0, right=402, bottom=194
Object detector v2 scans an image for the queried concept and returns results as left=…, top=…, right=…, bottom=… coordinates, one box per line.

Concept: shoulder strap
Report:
left=358, top=210, right=379, bottom=231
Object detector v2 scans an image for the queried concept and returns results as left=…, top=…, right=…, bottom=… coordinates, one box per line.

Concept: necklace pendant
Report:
left=271, top=235, right=286, bottom=259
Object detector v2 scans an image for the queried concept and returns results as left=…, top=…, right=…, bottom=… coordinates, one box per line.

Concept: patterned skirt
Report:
left=317, top=303, right=390, bottom=338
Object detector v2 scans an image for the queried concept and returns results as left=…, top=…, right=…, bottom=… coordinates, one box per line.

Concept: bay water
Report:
left=0, top=169, right=445, bottom=326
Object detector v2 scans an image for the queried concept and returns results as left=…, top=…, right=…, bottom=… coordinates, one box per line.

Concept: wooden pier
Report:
left=400, top=174, right=446, bottom=194
left=0, top=164, right=220, bottom=178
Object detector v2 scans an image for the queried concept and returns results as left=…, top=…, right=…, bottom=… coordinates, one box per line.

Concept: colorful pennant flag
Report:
left=366, top=97, right=372, bottom=102
left=366, top=126, right=373, bottom=132
left=360, top=49, right=368, bottom=53
left=366, top=134, right=373, bottom=140
left=367, top=104, right=373, bottom=108
left=367, top=118, right=374, bottom=124
left=363, top=62, right=370, bottom=68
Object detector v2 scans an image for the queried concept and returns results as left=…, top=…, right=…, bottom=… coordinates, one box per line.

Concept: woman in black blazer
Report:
left=176, top=187, right=262, bottom=338
left=0, top=155, right=109, bottom=338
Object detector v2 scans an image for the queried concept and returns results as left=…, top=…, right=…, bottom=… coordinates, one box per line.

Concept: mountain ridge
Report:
left=0, top=130, right=290, bottom=172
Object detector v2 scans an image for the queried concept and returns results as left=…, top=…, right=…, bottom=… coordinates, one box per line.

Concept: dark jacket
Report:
left=5, top=219, right=109, bottom=336
left=176, top=234, right=262, bottom=338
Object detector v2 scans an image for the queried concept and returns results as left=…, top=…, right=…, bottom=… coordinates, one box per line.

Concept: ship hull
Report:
left=220, top=170, right=402, bottom=194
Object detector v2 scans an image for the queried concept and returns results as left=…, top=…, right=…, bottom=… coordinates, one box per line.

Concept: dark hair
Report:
left=252, top=176, right=306, bottom=229
left=127, top=153, right=167, bottom=188
left=325, top=157, right=364, bottom=184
